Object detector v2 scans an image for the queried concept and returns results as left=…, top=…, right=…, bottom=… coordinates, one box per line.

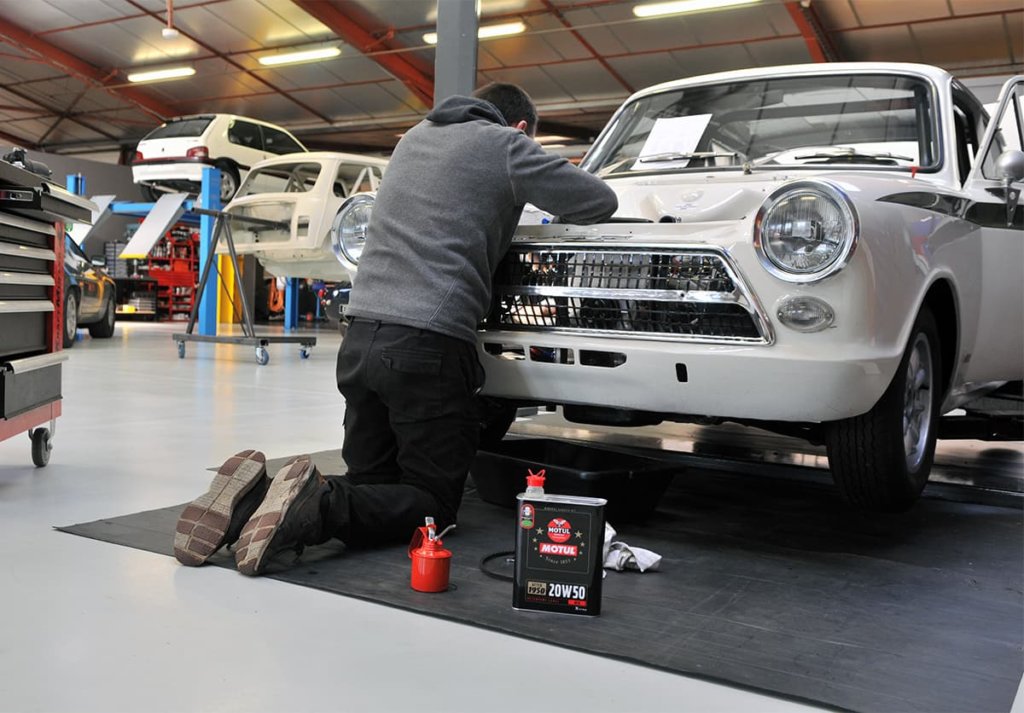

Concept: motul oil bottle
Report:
left=513, top=470, right=607, bottom=616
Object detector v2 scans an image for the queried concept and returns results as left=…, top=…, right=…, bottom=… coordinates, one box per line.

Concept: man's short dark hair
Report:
left=473, top=82, right=538, bottom=136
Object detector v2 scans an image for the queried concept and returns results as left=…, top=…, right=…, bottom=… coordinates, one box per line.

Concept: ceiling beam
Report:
left=292, top=0, right=434, bottom=106
left=0, top=17, right=177, bottom=120
left=0, top=127, right=36, bottom=149
left=785, top=1, right=840, bottom=63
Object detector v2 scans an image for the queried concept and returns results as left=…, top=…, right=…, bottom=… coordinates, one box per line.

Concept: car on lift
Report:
left=221, top=152, right=387, bottom=281
left=331, top=63, right=1024, bottom=512
left=131, top=114, right=307, bottom=204
left=63, top=234, right=116, bottom=348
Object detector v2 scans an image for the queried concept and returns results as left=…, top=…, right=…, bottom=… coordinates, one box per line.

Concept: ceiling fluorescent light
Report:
left=127, top=66, right=195, bottom=83
left=258, top=46, right=341, bottom=66
left=423, top=21, right=526, bottom=45
left=633, top=0, right=761, bottom=19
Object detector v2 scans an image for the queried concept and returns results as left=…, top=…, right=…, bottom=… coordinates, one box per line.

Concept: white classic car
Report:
left=333, top=62, right=1024, bottom=511
left=221, top=151, right=387, bottom=280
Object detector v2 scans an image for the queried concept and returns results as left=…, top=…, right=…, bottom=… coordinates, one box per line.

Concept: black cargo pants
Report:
left=321, top=318, right=484, bottom=546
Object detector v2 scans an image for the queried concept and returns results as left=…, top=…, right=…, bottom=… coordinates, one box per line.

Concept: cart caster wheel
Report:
left=177, top=341, right=185, bottom=359
left=299, top=347, right=311, bottom=359
left=256, top=347, right=270, bottom=366
left=31, top=428, right=51, bottom=467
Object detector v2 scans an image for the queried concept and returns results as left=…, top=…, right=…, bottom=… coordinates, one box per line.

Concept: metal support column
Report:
left=433, top=0, right=479, bottom=105
left=197, top=166, right=221, bottom=335
left=284, top=277, right=299, bottom=331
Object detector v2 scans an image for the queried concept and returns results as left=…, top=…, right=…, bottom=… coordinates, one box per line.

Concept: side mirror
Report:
left=90, top=257, right=107, bottom=269
left=995, top=149, right=1024, bottom=227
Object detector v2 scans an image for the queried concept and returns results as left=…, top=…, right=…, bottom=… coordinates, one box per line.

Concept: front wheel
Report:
left=825, top=308, right=942, bottom=511
left=88, top=296, right=115, bottom=338
left=62, top=290, right=78, bottom=349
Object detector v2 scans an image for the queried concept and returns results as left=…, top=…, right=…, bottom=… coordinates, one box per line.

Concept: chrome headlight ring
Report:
left=330, top=193, right=375, bottom=267
left=753, top=180, right=859, bottom=283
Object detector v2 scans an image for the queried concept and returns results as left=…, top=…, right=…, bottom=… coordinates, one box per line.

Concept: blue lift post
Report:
left=196, top=166, right=220, bottom=336
left=285, top=277, right=299, bottom=330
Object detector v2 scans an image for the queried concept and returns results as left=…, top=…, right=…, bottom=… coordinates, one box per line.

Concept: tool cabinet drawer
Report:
left=0, top=361, right=61, bottom=419
left=0, top=309, right=50, bottom=360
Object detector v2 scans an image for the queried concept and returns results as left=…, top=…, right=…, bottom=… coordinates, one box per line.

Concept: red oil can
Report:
left=408, top=520, right=453, bottom=592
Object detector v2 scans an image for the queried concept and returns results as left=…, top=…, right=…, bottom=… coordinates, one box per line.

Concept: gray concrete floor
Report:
left=0, top=321, right=1020, bottom=712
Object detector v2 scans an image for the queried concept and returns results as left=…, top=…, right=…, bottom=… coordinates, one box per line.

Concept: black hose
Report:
left=478, top=550, right=516, bottom=581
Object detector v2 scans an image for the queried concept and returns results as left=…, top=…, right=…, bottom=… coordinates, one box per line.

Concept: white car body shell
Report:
left=477, top=63, right=1024, bottom=424
left=221, top=152, right=388, bottom=280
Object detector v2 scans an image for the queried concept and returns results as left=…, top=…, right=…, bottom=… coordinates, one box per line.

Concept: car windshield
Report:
left=583, top=74, right=938, bottom=176
left=143, top=117, right=214, bottom=140
left=236, top=162, right=323, bottom=196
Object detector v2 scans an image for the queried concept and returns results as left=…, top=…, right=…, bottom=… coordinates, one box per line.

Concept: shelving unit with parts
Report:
left=147, top=224, right=198, bottom=321
left=0, top=160, right=94, bottom=466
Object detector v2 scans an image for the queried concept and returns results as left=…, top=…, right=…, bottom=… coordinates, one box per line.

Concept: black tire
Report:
left=478, top=397, right=518, bottom=450
left=62, top=290, right=78, bottom=349
left=88, top=296, right=115, bottom=338
left=215, top=160, right=240, bottom=203
left=31, top=428, right=51, bottom=467
left=825, top=307, right=942, bottom=512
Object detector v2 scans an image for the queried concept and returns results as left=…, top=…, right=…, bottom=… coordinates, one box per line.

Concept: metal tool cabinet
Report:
left=0, top=161, right=93, bottom=466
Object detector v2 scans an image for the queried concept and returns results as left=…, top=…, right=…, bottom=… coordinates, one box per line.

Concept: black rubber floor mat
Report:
left=59, top=450, right=1023, bottom=713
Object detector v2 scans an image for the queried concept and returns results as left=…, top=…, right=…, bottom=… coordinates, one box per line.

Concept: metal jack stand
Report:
left=173, top=210, right=316, bottom=365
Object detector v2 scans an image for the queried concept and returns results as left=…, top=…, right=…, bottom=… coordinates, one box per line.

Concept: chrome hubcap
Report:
left=902, top=333, right=933, bottom=471
left=220, top=173, right=236, bottom=202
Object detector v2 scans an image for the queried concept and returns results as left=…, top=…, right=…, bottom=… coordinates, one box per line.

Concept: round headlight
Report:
left=754, top=181, right=858, bottom=283
left=331, top=193, right=375, bottom=266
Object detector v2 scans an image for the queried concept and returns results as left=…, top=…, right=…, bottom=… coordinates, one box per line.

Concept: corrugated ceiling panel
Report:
left=746, top=37, right=816, bottom=68
left=283, top=89, right=362, bottom=124
left=839, top=26, right=923, bottom=63
left=254, top=53, right=396, bottom=86
left=40, top=119, right=113, bottom=145
left=604, top=52, right=690, bottom=90
left=849, top=0, right=950, bottom=25
left=0, top=0, right=103, bottom=33
left=208, top=92, right=318, bottom=124
left=540, top=60, right=632, bottom=101
left=46, top=18, right=203, bottom=71
left=333, top=82, right=418, bottom=117
left=949, top=0, right=1024, bottom=13
left=478, top=65, right=572, bottom=102
left=375, top=80, right=430, bottom=114
left=355, top=0, right=435, bottom=29
left=479, top=34, right=569, bottom=67
left=1, top=117, right=57, bottom=141
left=912, top=16, right=1015, bottom=68
left=1007, top=13, right=1023, bottom=64
left=558, top=8, right=632, bottom=55
left=253, top=0, right=333, bottom=43
left=816, top=0, right=864, bottom=30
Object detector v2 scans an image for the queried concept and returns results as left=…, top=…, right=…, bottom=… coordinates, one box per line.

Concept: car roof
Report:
left=248, top=151, right=389, bottom=168
left=628, top=62, right=954, bottom=104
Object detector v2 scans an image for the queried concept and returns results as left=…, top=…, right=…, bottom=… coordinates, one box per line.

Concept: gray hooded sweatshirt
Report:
left=344, top=96, right=618, bottom=343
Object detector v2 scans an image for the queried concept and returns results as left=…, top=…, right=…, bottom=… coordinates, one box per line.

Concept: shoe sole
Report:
left=234, top=455, right=320, bottom=576
left=174, top=449, right=267, bottom=566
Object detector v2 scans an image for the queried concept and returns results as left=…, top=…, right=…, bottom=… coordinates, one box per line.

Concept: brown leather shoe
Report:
left=234, top=455, right=326, bottom=576
left=174, top=449, right=269, bottom=566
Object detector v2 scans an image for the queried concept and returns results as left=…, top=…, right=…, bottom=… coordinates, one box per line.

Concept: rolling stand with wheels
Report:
left=172, top=208, right=316, bottom=366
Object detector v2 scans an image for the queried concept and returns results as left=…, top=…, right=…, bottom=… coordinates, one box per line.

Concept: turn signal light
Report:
left=186, top=146, right=209, bottom=160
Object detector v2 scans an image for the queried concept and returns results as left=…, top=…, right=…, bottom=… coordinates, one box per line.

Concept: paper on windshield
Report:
left=632, top=114, right=713, bottom=170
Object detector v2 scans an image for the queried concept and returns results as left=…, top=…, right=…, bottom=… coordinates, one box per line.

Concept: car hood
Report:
left=602, top=169, right=919, bottom=224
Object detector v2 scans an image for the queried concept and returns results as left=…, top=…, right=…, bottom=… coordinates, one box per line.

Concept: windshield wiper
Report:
left=638, top=150, right=749, bottom=166
left=792, top=147, right=914, bottom=165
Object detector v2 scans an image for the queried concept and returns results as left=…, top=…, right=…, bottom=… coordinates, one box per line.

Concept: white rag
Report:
left=602, top=523, right=661, bottom=573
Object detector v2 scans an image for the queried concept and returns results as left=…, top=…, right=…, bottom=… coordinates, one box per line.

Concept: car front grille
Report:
left=485, top=246, right=769, bottom=343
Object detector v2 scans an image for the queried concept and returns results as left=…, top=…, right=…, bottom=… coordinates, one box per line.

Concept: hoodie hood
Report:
left=426, top=95, right=507, bottom=127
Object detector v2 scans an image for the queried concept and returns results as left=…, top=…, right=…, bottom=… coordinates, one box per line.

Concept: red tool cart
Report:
left=0, top=161, right=94, bottom=466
